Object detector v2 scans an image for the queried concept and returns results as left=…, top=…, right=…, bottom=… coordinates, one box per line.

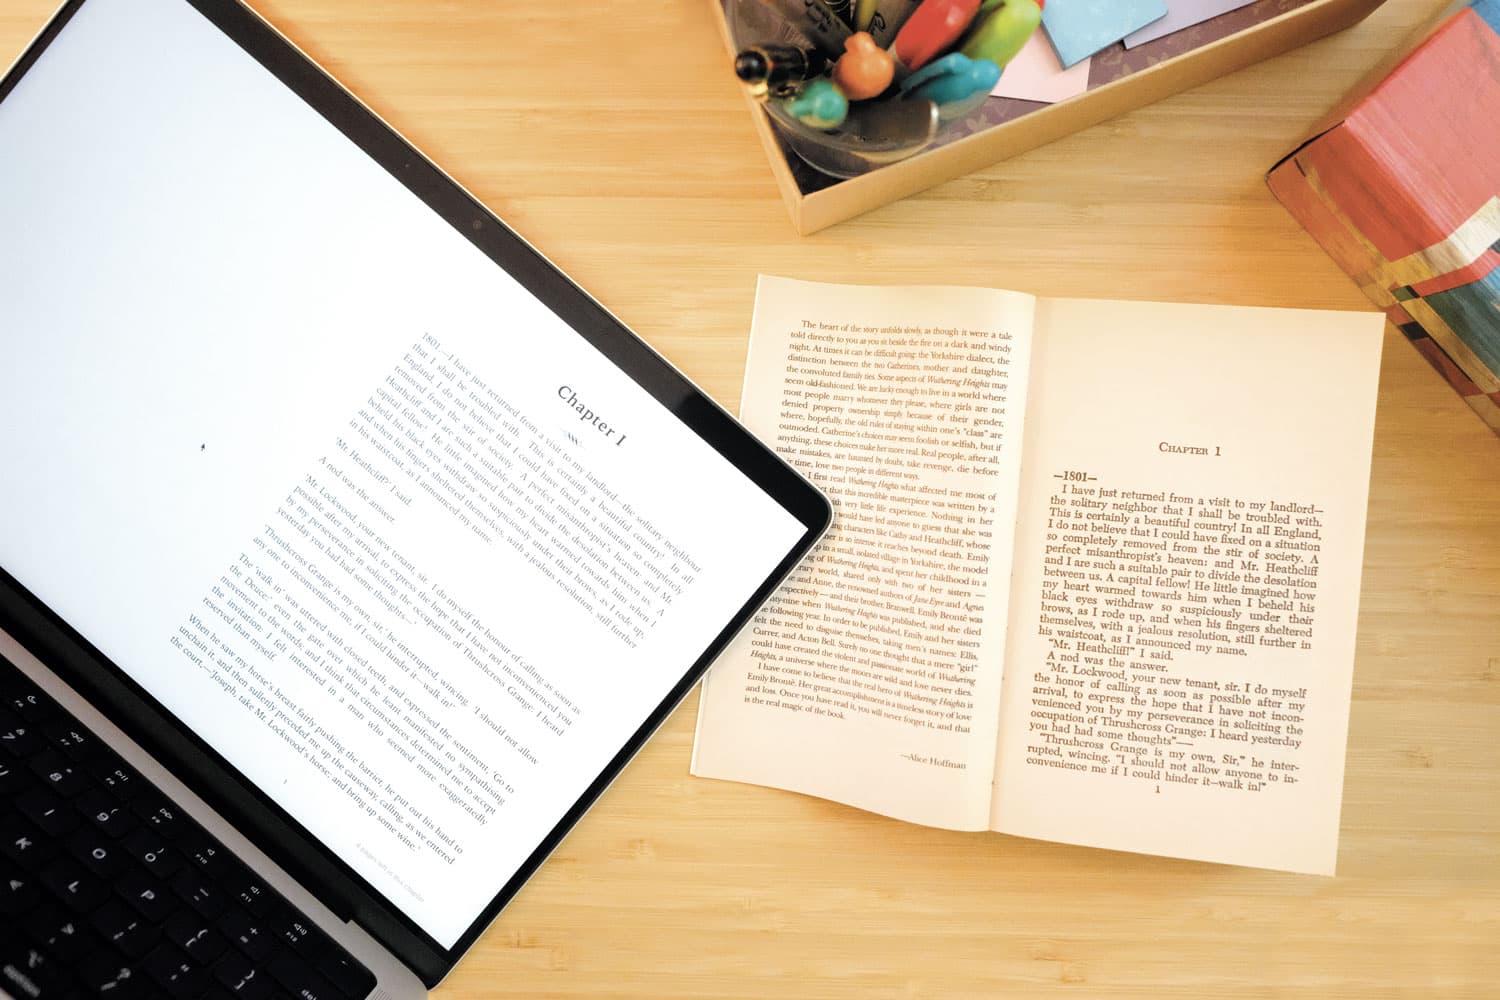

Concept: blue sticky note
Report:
left=1042, top=0, right=1169, bottom=68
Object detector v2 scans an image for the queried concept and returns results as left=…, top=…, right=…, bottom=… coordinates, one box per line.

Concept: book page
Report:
left=692, top=276, right=1035, bottom=829
left=990, top=297, right=1384, bottom=873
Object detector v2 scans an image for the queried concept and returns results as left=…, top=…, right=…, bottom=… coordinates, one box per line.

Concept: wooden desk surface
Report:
left=3, top=1, right=1496, bottom=996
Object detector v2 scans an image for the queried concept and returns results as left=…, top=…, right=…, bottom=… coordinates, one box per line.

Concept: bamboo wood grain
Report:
left=2, top=1, right=1494, bottom=996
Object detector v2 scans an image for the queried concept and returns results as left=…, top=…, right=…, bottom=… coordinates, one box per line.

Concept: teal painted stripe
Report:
left=1424, top=265, right=1500, bottom=377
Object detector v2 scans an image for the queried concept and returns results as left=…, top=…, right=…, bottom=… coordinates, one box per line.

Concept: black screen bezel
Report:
left=0, top=0, right=830, bottom=985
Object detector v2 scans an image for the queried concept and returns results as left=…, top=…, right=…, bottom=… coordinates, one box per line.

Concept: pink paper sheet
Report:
left=990, top=33, right=1091, bottom=104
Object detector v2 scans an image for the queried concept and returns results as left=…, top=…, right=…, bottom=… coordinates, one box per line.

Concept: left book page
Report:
left=691, top=276, right=1036, bottom=830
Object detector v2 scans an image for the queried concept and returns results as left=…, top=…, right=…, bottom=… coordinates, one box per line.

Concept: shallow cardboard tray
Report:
left=713, top=0, right=1386, bottom=233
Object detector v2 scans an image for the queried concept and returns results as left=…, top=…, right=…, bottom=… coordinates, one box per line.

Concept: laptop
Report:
left=0, top=0, right=831, bottom=995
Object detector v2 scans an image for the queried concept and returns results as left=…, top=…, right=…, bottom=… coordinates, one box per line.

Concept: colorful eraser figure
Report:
left=898, top=51, right=1000, bottom=107
left=960, top=0, right=1044, bottom=69
left=833, top=32, right=896, bottom=100
left=782, top=77, right=850, bottom=129
left=892, top=0, right=982, bottom=73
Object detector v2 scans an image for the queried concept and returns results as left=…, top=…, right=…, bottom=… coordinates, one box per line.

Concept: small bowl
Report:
left=727, top=0, right=942, bottom=178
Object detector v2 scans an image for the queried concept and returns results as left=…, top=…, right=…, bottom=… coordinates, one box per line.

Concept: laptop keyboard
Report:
left=0, top=655, right=377, bottom=999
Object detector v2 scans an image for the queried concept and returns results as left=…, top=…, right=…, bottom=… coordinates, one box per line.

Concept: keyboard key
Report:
left=316, top=950, right=377, bottom=999
left=16, top=787, right=78, bottom=837
left=0, top=814, right=56, bottom=867
left=214, top=949, right=274, bottom=999
left=87, top=759, right=140, bottom=800
left=225, top=865, right=275, bottom=915
left=42, top=721, right=93, bottom=759
left=269, top=908, right=317, bottom=953
left=28, top=900, right=100, bottom=961
left=221, top=906, right=277, bottom=961
left=0, top=718, right=42, bottom=759
left=166, top=907, right=229, bottom=964
left=67, top=825, right=130, bottom=878
left=77, top=949, right=146, bottom=998
left=132, top=797, right=187, bottom=839
left=143, top=942, right=211, bottom=998
left=79, top=786, right=139, bottom=838
left=90, top=896, right=162, bottom=959
left=116, top=867, right=175, bottom=922
left=0, top=939, right=64, bottom=999
left=38, top=856, right=109, bottom=913
left=184, top=836, right=229, bottom=875
left=2, top=689, right=59, bottom=723
left=0, top=756, right=25, bottom=794
left=1, top=863, right=41, bottom=917
left=267, top=948, right=342, bottom=1000
left=28, top=748, right=86, bottom=796
left=123, top=827, right=183, bottom=879
left=173, top=865, right=230, bottom=919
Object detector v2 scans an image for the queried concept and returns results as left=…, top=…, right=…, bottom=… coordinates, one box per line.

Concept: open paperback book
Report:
left=692, top=276, right=1386, bottom=874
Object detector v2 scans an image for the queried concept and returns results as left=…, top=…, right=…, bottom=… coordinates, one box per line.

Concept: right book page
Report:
left=989, top=297, right=1386, bottom=874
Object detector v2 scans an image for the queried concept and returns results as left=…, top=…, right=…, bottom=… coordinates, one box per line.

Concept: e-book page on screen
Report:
left=0, top=0, right=805, bottom=947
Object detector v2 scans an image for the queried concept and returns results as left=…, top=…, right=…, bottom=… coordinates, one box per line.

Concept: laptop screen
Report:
left=0, top=0, right=815, bottom=951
